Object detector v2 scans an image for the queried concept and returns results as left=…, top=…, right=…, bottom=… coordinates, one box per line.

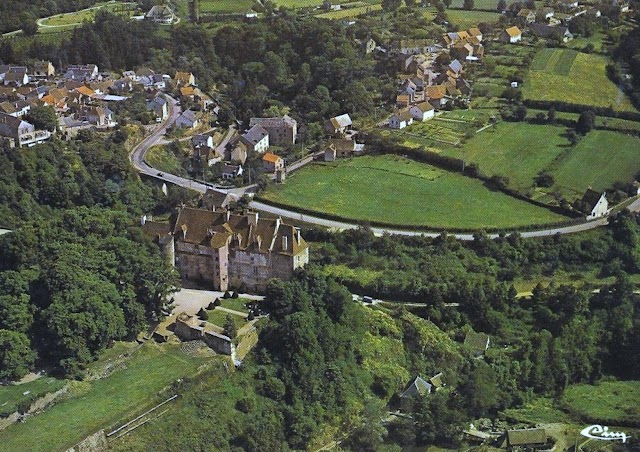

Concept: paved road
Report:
left=0, top=228, right=12, bottom=235
left=128, top=97, right=635, bottom=240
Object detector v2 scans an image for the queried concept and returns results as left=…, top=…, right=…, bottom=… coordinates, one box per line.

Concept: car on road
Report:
left=157, top=172, right=163, bottom=177
left=363, top=296, right=373, bottom=304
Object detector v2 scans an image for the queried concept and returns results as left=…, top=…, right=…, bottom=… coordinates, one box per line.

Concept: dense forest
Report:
left=0, top=130, right=194, bottom=378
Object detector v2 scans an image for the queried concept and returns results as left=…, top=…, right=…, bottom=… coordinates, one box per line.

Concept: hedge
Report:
left=522, top=99, right=640, bottom=122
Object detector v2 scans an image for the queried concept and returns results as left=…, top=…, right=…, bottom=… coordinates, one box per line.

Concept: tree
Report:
left=223, top=314, right=237, bottom=338
left=0, top=329, right=36, bottom=380
left=443, top=0, right=452, bottom=7
left=497, top=0, right=507, bottom=10
left=382, top=0, right=402, bottom=12
left=463, top=0, right=474, bottom=10
left=567, top=129, right=579, bottom=145
left=547, top=107, right=556, bottom=123
left=25, top=106, right=58, bottom=132
left=577, top=110, right=596, bottom=134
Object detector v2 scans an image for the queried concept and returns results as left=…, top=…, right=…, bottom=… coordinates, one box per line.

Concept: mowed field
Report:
left=441, top=123, right=640, bottom=198
left=0, top=343, right=207, bottom=452
left=523, top=48, right=637, bottom=112
left=445, top=9, right=502, bottom=28
left=199, top=0, right=255, bottom=13
left=261, top=155, right=568, bottom=229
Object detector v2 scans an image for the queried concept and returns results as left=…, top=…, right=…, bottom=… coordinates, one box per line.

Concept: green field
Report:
left=0, top=377, right=66, bottom=417
left=39, top=2, right=135, bottom=28
left=0, top=343, right=207, bottom=452
left=441, top=123, right=640, bottom=198
left=261, top=155, right=568, bottom=230
left=524, top=48, right=637, bottom=112
left=445, top=9, right=502, bottom=28
left=562, top=380, right=640, bottom=424
left=316, top=4, right=382, bottom=18
left=198, top=0, right=255, bottom=13
left=551, top=130, right=640, bottom=195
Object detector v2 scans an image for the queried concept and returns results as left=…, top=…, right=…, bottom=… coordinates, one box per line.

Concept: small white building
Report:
left=582, top=189, right=608, bottom=220
left=388, top=110, right=414, bottom=129
left=500, top=26, right=522, bottom=43
left=409, top=102, right=435, bottom=122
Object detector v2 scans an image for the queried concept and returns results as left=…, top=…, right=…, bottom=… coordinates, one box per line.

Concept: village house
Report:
left=392, top=39, right=442, bottom=55
left=175, top=71, right=196, bottom=87
left=64, top=64, right=100, bottom=82
left=323, top=138, right=358, bottom=161
left=221, top=163, right=243, bottom=179
left=409, top=102, right=435, bottom=122
left=176, top=109, right=199, bottom=129
left=148, top=207, right=309, bottom=293
left=400, top=376, right=432, bottom=398
left=226, top=138, right=248, bottom=164
left=31, top=61, right=55, bottom=78
left=581, top=189, right=608, bottom=220
left=425, top=85, right=449, bottom=109
left=262, top=152, right=285, bottom=173
left=78, top=106, right=116, bottom=127
left=145, top=5, right=176, bottom=24
left=528, top=23, right=573, bottom=42
left=240, top=124, right=270, bottom=153
left=2, top=67, right=29, bottom=87
left=325, top=113, right=353, bottom=137
left=388, top=110, right=414, bottom=129
left=249, top=115, right=297, bottom=145
left=517, top=8, right=537, bottom=23
left=503, top=428, right=549, bottom=450
left=0, top=112, right=51, bottom=147
left=500, top=26, right=523, bottom=43
left=192, top=134, right=221, bottom=166
left=464, top=331, right=490, bottom=357
left=147, top=95, right=168, bottom=121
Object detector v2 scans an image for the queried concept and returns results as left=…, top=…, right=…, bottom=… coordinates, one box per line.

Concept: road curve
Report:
left=129, top=97, right=621, bottom=240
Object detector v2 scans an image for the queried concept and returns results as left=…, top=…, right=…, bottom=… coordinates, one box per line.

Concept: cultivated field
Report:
left=0, top=343, right=207, bottom=452
left=261, top=155, right=568, bottom=229
left=445, top=9, right=502, bottom=28
left=441, top=123, right=640, bottom=198
left=524, top=48, right=637, bottom=112
left=198, top=0, right=255, bottom=13
left=316, top=4, right=382, bottom=19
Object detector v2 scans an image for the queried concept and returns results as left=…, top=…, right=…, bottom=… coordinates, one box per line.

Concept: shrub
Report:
left=197, top=308, right=208, bottom=320
left=214, top=298, right=221, bottom=306
left=232, top=291, right=239, bottom=299
left=223, top=290, right=231, bottom=299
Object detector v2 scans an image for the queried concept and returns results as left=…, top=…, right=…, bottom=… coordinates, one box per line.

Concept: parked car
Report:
left=363, top=296, right=373, bottom=304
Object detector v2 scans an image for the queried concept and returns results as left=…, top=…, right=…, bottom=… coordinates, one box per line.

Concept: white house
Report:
left=388, top=110, right=414, bottom=129
left=176, top=110, right=199, bottom=129
left=500, top=26, right=522, bottom=43
left=240, top=124, right=270, bottom=153
left=409, top=102, right=435, bottom=122
left=582, top=189, right=608, bottom=220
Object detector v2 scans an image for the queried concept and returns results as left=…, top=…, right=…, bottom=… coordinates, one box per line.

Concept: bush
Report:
left=207, top=302, right=216, bottom=310
left=214, top=298, right=221, bottom=306
left=223, top=290, right=231, bottom=299
left=232, top=291, right=239, bottom=299
left=197, top=308, right=208, bottom=320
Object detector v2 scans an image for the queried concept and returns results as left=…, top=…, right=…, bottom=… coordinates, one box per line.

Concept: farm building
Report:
left=581, top=189, right=608, bottom=220
left=389, top=110, right=414, bottom=129
left=409, top=102, right=435, bottom=122
left=500, top=26, right=522, bottom=43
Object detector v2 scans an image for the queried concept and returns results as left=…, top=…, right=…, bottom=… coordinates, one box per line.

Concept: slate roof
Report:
left=242, top=124, right=269, bottom=145
left=328, top=113, right=352, bottom=129
left=506, top=428, right=547, bottom=446
left=528, top=23, right=570, bottom=39
left=400, top=376, right=432, bottom=398
left=581, top=189, right=604, bottom=210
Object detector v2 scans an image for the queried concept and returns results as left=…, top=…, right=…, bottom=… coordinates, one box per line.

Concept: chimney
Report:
left=248, top=211, right=259, bottom=228
left=275, top=217, right=281, bottom=231
left=282, top=235, right=288, bottom=251
left=225, top=210, right=231, bottom=222
left=297, top=228, right=301, bottom=244
left=181, top=224, right=187, bottom=240
left=140, top=215, right=147, bottom=226
left=256, top=236, right=262, bottom=250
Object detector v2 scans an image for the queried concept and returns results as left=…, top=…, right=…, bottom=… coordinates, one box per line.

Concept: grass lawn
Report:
left=0, top=377, right=66, bottom=417
left=445, top=9, right=502, bottom=28
left=206, top=308, right=247, bottom=329
left=145, top=145, right=184, bottom=175
left=40, top=2, right=134, bottom=27
left=562, top=380, right=640, bottom=424
left=442, top=122, right=569, bottom=192
left=260, top=154, right=568, bottom=230
left=220, top=297, right=250, bottom=314
left=199, top=0, right=255, bottom=13
left=503, top=397, right=573, bottom=424
left=0, top=343, right=207, bottom=452
left=316, top=4, right=382, bottom=18
left=550, top=130, right=640, bottom=197
left=524, top=48, right=637, bottom=112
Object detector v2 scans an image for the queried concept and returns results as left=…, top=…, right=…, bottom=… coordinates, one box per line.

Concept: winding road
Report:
left=129, top=96, right=632, bottom=240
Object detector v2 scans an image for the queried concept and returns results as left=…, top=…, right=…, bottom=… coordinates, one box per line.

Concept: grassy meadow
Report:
left=261, top=154, right=568, bottom=230
left=524, top=48, right=637, bottom=112
left=562, top=380, right=640, bottom=424
left=0, top=343, right=208, bottom=452
left=445, top=9, right=502, bottom=28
